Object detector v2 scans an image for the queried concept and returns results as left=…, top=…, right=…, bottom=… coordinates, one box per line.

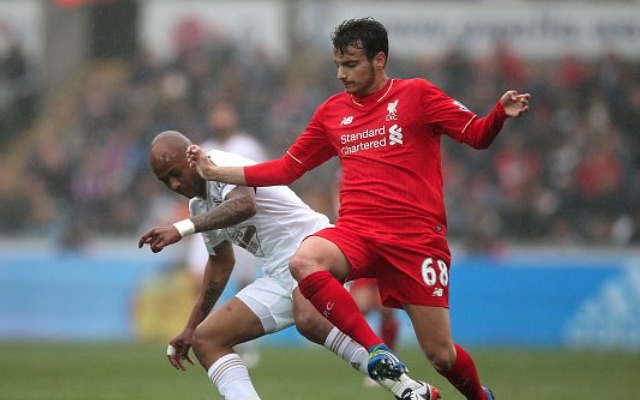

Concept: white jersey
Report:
left=189, top=150, right=330, bottom=276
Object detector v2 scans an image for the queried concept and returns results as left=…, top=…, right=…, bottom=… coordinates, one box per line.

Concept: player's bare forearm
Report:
left=210, top=166, right=248, bottom=186
left=184, top=261, right=233, bottom=329
left=186, top=144, right=248, bottom=185
left=183, top=280, right=223, bottom=329
left=199, top=279, right=221, bottom=320
left=184, top=245, right=235, bottom=329
left=191, top=195, right=256, bottom=232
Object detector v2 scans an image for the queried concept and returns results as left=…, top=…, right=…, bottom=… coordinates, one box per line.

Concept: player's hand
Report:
left=186, top=144, right=217, bottom=180
left=167, top=329, right=195, bottom=371
left=138, top=226, right=182, bottom=253
left=500, top=90, right=530, bottom=118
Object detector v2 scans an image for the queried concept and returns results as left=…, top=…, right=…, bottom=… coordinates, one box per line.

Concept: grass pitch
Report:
left=0, top=342, right=638, bottom=400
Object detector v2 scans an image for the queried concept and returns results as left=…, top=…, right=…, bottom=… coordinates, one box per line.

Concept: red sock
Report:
left=380, top=318, right=399, bottom=350
left=437, top=344, right=486, bottom=400
left=298, top=271, right=382, bottom=350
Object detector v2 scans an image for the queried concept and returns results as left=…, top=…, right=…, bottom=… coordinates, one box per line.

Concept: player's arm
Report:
left=187, top=144, right=249, bottom=185
left=191, top=186, right=257, bottom=232
left=138, top=187, right=257, bottom=253
left=187, top=144, right=309, bottom=186
left=167, top=241, right=235, bottom=371
left=187, top=122, right=334, bottom=187
left=182, top=241, right=235, bottom=330
left=460, top=90, right=530, bottom=149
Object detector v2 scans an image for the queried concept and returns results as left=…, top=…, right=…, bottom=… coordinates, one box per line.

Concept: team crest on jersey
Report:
left=453, top=100, right=471, bottom=112
left=340, top=116, right=354, bottom=126
left=386, top=99, right=399, bottom=121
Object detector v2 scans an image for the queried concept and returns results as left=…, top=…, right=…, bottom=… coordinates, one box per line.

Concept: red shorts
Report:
left=313, top=225, right=451, bottom=309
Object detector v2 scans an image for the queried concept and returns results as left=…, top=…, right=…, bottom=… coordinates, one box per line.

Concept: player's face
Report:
left=152, top=154, right=205, bottom=199
left=333, top=44, right=381, bottom=96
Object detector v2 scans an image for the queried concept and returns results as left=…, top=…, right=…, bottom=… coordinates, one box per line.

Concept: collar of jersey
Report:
left=350, top=79, right=394, bottom=107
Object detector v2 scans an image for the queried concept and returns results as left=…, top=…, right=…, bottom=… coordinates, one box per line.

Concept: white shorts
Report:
left=235, top=271, right=297, bottom=333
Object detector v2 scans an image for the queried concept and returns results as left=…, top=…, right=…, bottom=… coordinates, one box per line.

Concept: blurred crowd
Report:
left=1, top=26, right=640, bottom=251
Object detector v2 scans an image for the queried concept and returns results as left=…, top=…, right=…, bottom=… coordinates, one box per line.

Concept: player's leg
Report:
left=354, top=280, right=399, bottom=351
left=345, top=278, right=388, bottom=388
left=290, top=232, right=408, bottom=380
left=191, top=296, right=265, bottom=400
left=292, top=287, right=435, bottom=399
left=291, top=234, right=384, bottom=349
left=404, top=304, right=489, bottom=400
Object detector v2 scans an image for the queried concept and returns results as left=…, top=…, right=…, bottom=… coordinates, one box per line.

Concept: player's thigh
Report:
left=292, top=227, right=373, bottom=282
left=291, top=287, right=334, bottom=344
left=197, top=297, right=266, bottom=348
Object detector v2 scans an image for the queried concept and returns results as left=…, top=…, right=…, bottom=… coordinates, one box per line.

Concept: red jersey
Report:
left=245, top=78, right=507, bottom=251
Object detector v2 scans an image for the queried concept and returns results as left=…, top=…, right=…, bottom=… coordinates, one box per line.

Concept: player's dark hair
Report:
left=331, top=17, right=388, bottom=63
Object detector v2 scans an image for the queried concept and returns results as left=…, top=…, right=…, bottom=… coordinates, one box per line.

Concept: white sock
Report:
left=324, top=327, right=423, bottom=397
left=324, top=327, right=369, bottom=375
left=207, top=353, right=261, bottom=400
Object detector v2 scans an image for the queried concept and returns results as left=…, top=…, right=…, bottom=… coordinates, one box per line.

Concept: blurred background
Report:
left=1, top=0, right=640, bottom=366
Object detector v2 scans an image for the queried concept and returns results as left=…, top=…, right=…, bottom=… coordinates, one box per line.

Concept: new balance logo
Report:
left=432, top=288, right=443, bottom=297
left=389, top=124, right=403, bottom=145
left=340, top=116, right=354, bottom=126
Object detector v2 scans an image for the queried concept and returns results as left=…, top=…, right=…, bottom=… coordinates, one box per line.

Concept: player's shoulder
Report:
left=322, top=91, right=350, bottom=107
left=396, top=77, right=439, bottom=91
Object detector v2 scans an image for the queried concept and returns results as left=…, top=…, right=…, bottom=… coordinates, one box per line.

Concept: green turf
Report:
left=0, top=342, right=638, bottom=400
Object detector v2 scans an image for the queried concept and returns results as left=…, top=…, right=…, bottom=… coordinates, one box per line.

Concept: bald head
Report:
left=149, top=130, right=205, bottom=199
left=150, top=130, right=192, bottom=164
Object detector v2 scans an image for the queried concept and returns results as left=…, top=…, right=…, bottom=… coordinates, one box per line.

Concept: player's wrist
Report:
left=173, top=218, right=196, bottom=237
left=202, top=164, right=213, bottom=179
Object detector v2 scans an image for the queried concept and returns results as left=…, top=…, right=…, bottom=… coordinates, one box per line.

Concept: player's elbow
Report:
left=243, top=199, right=258, bottom=219
left=471, top=139, right=493, bottom=150
left=464, top=134, right=495, bottom=149
left=235, top=195, right=258, bottom=220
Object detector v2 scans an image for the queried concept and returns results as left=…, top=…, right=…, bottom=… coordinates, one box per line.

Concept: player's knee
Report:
left=289, top=252, right=319, bottom=281
left=426, top=347, right=457, bottom=372
left=191, top=325, right=208, bottom=358
left=294, top=310, right=329, bottom=344
left=191, top=324, right=225, bottom=357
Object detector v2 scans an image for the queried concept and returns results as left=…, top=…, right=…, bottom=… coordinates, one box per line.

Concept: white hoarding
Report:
left=140, top=0, right=287, bottom=61
left=0, top=0, right=43, bottom=60
left=297, top=2, right=640, bottom=59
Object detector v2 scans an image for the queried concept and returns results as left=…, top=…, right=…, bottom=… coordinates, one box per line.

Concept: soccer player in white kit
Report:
left=138, top=130, right=432, bottom=400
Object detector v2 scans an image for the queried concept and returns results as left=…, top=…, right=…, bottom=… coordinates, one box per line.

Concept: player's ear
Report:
left=374, top=52, right=386, bottom=69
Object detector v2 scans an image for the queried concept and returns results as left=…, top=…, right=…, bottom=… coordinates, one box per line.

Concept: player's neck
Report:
left=350, top=77, right=393, bottom=106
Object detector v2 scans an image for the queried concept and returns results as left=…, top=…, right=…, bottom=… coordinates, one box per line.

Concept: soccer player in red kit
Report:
left=187, top=17, right=530, bottom=400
